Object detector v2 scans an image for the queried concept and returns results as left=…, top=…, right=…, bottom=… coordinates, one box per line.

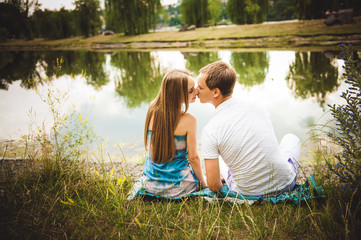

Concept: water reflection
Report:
left=184, top=52, right=220, bottom=73
left=0, top=51, right=42, bottom=90
left=231, top=52, right=270, bottom=87
left=286, top=52, right=339, bottom=107
left=0, top=50, right=347, bottom=162
left=42, top=51, right=109, bottom=89
left=0, top=51, right=109, bottom=90
left=111, top=52, right=164, bottom=108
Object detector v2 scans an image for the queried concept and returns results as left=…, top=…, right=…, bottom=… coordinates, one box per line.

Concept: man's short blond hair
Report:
left=199, top=61, right=237, bottom=97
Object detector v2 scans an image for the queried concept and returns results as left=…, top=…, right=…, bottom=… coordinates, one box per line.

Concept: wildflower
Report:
left=118, top=176, right=126, bottom=185
left=94, top=170, right=101, bottom=177
left=110, top=167, right=114, bottom=178
left=135, top=218, right=141, bottom=228
left=60, top=198, right=75, bottom=205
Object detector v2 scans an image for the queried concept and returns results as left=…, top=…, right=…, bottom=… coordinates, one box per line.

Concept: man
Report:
left=196, top=61, right=300, bottom=196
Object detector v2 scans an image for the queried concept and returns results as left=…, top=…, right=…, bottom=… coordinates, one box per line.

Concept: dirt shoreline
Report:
left=0, top=34, right=361, bottom=51
left=0, top=33, right=360, bottom=51
left=90, top=33, right=361, bottom=50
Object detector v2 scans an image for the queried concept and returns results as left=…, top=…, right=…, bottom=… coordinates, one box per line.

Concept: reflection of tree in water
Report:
left=286, top=52, right=339, bottom=107
left=0, top=51, right=108, bottom=90
left=184, top=52, right=219, bottom=73
left=231, top=52, right=269, bottom=87
left=0, top=51, right=43, bottom=90
left=111, top=52, right=163, bottom=108
left=41, top=51, right=108, bottom=89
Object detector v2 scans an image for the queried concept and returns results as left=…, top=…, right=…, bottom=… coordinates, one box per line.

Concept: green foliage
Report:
left=162, top=4, right=181, bottom=26
left=0, top=27, right=8, bottom=41
left=104, top=0, right=160, bottom=36
left=220, top=2, right=228, bottom=20
left=327, top=44, right=361, bottom=191
left=286, top=52, right=339, bottom=107
left=268, top=0, right=296, bottom=21
left=32, top=9, right=77, bottom=39
left=75, top=0, right=102, bottom=38
left=170, top=16, right=181, bottom=26
left=231, top=52, right=269, bottom=87
left=0, top=3, right=29, bottom=39
left=1, top=0, right=103, bottom=40
left=180, top=0, right=208, bottom=27
left=293, top=0, right=361, bottom=20
left=226, top=0, right=268, bottom=24
left=208, top=0, right=222, bottom=25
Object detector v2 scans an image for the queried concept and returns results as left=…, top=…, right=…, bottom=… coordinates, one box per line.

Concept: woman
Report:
left=141, top=69, right=206, bottom=197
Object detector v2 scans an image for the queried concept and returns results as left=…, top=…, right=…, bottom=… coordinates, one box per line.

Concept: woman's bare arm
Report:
left=183, top=114, right=207, bottom=188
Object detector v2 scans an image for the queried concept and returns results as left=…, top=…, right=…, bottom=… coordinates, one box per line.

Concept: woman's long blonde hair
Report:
left=144, top=69, right=192, bottom=164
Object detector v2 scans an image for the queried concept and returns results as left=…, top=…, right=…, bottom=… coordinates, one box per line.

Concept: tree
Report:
left=163, top=4, right=181, bottom=26
left=220, top=2, right=228, bottom=21
left=104, top=0, right=160, bottom=36
left=75, top=0, right=101, bottom=38
left=1, top=1, right=39, bottom=39
left=293, top=0, right=361, bottom=20
left=32, top=9, right=77, bottom=39
left=5, top=0, right=39, bottom=17
left=180, top=0, right=208, bottom=27
left=268, top=0, right=296, bottom=21
left=208, top=0, right=222, bottom=25
left=227, top=0, right=268, bottom=24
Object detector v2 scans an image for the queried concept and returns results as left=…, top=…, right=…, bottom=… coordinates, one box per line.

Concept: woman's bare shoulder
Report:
left=180, top=112, right=196, bottom=123
left=174, top=113, right=197, bottom=135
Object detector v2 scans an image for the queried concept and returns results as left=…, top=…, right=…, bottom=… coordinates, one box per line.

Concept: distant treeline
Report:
left=0, top=0, right=360, bottom=41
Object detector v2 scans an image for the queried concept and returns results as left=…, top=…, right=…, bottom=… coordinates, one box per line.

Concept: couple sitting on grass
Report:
left=141, top=61, right=300, bottom=198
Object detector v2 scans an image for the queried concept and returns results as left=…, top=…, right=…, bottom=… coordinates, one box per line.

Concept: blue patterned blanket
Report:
left=127, top=175, right=326, bottom=204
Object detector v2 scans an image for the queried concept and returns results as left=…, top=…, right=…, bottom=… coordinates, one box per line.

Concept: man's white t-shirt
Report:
left=201, top=97, right=296, bottom=196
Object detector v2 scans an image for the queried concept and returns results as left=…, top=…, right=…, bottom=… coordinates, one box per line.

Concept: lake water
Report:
left=0, top=50, right=346, bottom=163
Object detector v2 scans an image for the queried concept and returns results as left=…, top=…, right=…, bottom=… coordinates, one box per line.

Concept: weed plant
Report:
left=326, top=44, right=361, bottom=191
left=1, top=56, right=361, bottom=239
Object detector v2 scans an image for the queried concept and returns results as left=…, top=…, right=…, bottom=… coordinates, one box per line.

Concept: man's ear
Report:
left=213, top=88, right=221, bottom=98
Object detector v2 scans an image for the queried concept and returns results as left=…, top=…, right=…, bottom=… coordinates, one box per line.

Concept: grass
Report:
left=107, top=17, right=361, bottom=43
left=1, top=17, right=361, bottom=50
left=1, top=151, right=360, bottom=239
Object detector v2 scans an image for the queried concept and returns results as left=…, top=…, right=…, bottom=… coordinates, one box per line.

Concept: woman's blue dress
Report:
left=141, top=130, right=199, bottom=197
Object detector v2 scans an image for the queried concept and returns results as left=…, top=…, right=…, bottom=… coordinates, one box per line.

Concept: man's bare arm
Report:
left=204, top=158, right=223, bottom=192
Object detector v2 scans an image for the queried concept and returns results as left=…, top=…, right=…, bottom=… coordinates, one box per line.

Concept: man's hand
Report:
left=204, top=158, right=223, bottom=192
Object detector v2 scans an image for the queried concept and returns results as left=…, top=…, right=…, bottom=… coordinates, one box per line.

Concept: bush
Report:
left=0, top=27, right=8, bottom=41
left=327, top=44, right=361, bottom=191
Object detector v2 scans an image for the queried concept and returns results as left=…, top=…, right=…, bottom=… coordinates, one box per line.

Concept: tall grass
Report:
left=2, top=154, right=360, bottom=239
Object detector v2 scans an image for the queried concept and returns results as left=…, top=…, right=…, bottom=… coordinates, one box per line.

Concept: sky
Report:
left=36, top=0, right=178, bottom=10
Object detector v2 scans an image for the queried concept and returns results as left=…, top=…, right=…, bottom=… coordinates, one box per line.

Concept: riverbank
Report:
left=0, top=157, right=322, bottom=187
left=1, top=17, right=361, bottom=51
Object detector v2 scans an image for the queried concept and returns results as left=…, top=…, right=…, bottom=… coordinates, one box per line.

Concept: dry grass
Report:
left=104, top=17, right=361, bottom=43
